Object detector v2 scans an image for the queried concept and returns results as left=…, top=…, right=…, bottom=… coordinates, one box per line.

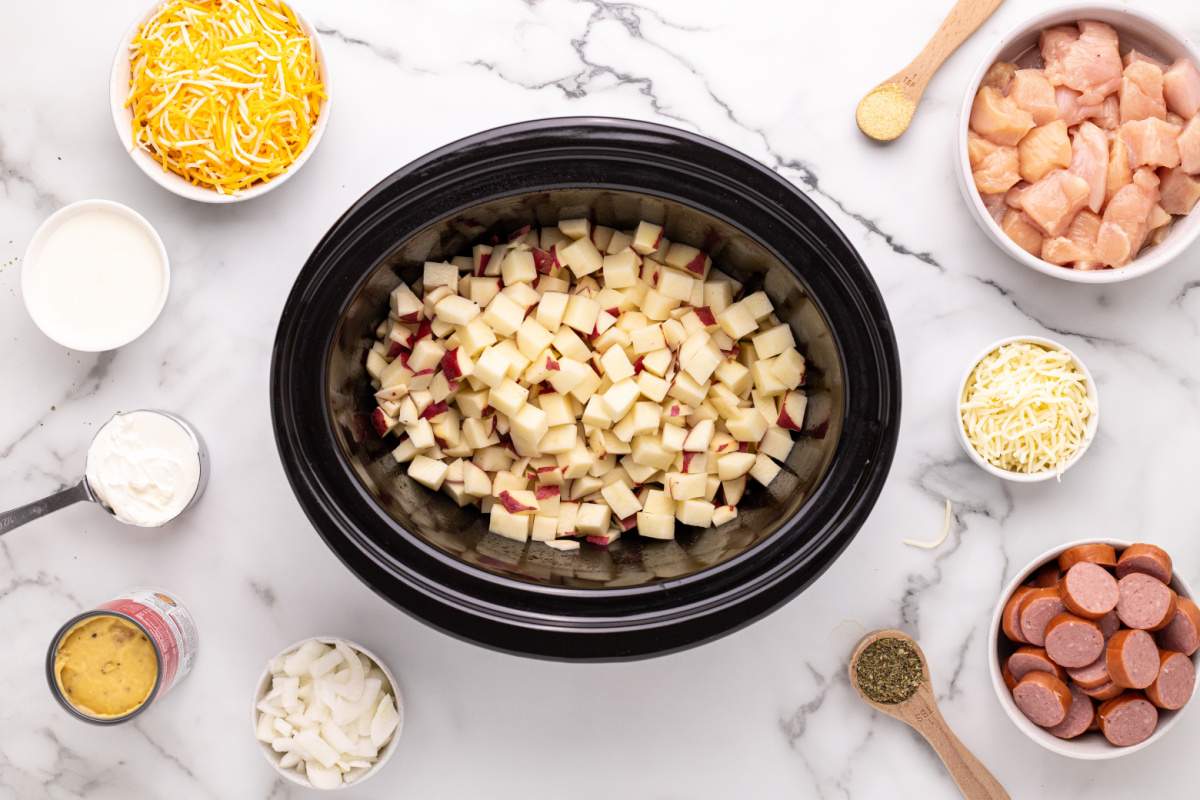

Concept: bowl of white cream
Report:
left=22, top=199, right=169, bottom=352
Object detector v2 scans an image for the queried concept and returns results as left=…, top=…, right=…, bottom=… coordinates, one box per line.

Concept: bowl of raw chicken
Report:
left=958, top=3, right=1200, bottom=283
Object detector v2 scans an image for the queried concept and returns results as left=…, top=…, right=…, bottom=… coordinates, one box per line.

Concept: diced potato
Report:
left=560, top=237, right=604, bottom=278
left=408, top=455, right=448, bottom=490
left=631, top=221, right=663, bottom=254
left=558, top=218, right=591, bottom=240
left=600, top=481, right=642, bottom=520
left=423, top=261, right=458, bottom=289
left=489, top=505, right=530, bottom=541
left=748, top=452, right=781, bottom=486
left=717, top=302, right=757, bottom=340
left=576, top=503, right=611, bottom=535
left=483, top=292, right=525, bottom=337
left=602, top=249, right=640, bottom=288
left=636, top=511, right=675, bottom=539
left=488, top=379, right=529, bottom=417
left=711, top=505, right=737, bottom=527
left=676, top=499, right=715, bottom=527
left=726, top=408, right=768, bottom=443
left=752, top=323, right=795, bottom=360
left=536, top=292, right=569, bottom=332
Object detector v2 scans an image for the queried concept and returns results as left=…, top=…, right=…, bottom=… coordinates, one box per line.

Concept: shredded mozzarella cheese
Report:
left=959, top=342, right=1094, bottom=475
left=903, top=499, right=952, bottom=549
left=127, top=0, right=324, bottom=194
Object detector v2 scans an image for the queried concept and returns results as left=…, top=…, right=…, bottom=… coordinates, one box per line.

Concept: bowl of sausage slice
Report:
left=989, top=539, right=1198, bottom=758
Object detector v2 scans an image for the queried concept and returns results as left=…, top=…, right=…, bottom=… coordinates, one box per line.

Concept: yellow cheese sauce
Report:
left=53, top=615, right=158, bottom=719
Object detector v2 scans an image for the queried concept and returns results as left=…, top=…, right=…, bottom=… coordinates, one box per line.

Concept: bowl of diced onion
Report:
left=252, top=637, right=403, bottom=790
left=111, top=0, right=329, bottom=202
left=956, top=335, right=1099, bottom=482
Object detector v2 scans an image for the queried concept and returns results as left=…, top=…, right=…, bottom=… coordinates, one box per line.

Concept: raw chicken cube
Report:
left=1095, top=178, right=1159, bottom=266
left=1147, top=204, right=1172, bottom=230
left=1000, top=209, right=1044, bottom=256
left=1094, top=95, right=1121, bottom=130
left=1020, top=169, right=1092, bottom=237
left=1010, top=69, right=1059, bottom=125
left=1044, top=21, right=1123, bottom=104
left=1055, top=87, right=1106, bottom=127
left=1042, top=208, right=1101, bottom=265
left=1124, top=50, right=1168, bottom=71
left=1163, top=58, right=1200, bottom=119
left=1178, top=116, right=1200, bottom=175
left=1068, top=121, right=1108, bottom=212
left=1120, top=118, right=1182, bottom=168
left=970, top=86, right=1035, bottom=146
left=981, top=193, right=1007, bottom=224
left=1005, top=182, right=1031, bottom=210
left=981, top=61, right=1017, bottom=93
left=1119, top=60, right=1167, bottom=123
left=968, top=131, right=1000, bottom=168
left=1040, top=25, right=1080, bottom=84
left=1158, top=166, right=1200, bottom=215
left=1106, top=137, right=1133, bottom=204
left=974, top=145, right=1021, bottom=194
left=1019, top=120, right=1072, bottom=182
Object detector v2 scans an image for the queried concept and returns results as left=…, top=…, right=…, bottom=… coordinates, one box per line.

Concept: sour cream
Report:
left=85, top=411, right=202, bottom=527
left=22, top=200, right=168, bottom=351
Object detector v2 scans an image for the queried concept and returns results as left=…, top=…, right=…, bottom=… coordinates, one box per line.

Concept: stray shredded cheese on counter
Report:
left=127, top=0, right=324, bottom=194
left=959, top=342, right=1094, bottom=476
left=903, top=499, right=952, bottom=549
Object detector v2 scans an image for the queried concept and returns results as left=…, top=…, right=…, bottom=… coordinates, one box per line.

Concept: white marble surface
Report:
left=2, top=0, right=1200, bottom=797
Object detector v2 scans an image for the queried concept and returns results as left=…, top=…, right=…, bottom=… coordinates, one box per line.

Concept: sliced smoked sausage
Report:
left=1156, top=597, right=1200, bottom=656
left=1047, top=683, right=1096, bottom=740
left=1116, top=544, right=1172, bottom=584
left=1019, top=586, right=1066, bottom=647
left=1044, top=613, right=1105, bottom=668
left=1066, top=654, right=1110, bottom=689
left=1081, top=680, right=1124, bottom=701
left=1117, top=573, right=1177, bottom=630
left=1145, top=650, right=1196, bottom=711
left=1002, top=585, right=1034, bottom=643
left=1107, top=629, right=1161, bottom=689
left=1007, top=646, right=1067, bottom=682
left=1058, top=543, right=1118, bottom=572
left=1028, top=561, right=1062, bottom=588
left=1061, top=562, right=1119, bottom=619
left=1098, top=692, right=1158, bottom=746
left=1012, top=671, right=1073, bottom=727
left=1098, top=610, right=1121, bottom=639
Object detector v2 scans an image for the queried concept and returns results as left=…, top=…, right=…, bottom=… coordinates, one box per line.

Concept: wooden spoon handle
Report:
left=908, top=697, right=1010, bottom=800
left=899, top=0, right=1005, bottom=96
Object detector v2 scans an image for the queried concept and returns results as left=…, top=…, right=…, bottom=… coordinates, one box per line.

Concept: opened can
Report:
left=46, top=588, right=199, bottom=724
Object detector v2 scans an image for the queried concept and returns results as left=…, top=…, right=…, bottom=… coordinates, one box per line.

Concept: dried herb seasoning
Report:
left=855, top=637, right=923, bottom=704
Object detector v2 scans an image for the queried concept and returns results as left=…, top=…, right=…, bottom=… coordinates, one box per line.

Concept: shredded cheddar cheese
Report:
left=126, top=0, right=324, bottom=194
left=959, top=342, right=1095, bottom=476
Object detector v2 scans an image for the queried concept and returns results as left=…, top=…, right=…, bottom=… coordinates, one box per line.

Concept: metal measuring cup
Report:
left=0, top=410, right=208, bottom=536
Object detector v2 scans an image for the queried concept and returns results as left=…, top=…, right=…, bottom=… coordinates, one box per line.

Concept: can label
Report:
left=98, top=588, right=199, bottom=702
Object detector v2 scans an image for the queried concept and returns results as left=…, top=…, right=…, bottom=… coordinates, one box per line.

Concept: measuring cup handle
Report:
left=0, top=481, right=92, bottom=537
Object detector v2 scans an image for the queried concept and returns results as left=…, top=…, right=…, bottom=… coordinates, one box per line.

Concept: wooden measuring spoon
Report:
left=856, top=0, right=1005, bottom=141
left=849, top=630, right=1009, bottom=800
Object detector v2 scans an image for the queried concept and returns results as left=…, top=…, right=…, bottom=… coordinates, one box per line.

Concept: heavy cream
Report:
left=85, top=411, right=201, bottom=527
left=22, top=201, right=168, bottom=351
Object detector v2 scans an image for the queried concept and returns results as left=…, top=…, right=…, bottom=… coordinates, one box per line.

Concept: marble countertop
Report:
left=3, top=0, right=1200, bottom=797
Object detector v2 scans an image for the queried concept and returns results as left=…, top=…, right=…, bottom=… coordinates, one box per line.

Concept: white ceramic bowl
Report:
left=956, top=2, right=1200, bottom=283
left=989, top=538, right=1198, bottom=759
left=252, top=637, right=403, bottom=790
left=956, top=335, right=1099, bottom=482
left=110, top=1, right=330, bottom=203
left=21, top=198, right=170, bottom=352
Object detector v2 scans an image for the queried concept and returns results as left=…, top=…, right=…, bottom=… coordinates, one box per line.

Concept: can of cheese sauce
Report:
left=46, top=588, right=199, bottom=724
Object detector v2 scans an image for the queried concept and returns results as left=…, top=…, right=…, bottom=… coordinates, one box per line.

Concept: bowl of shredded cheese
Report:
left=957, top=336, right=1099, bottom=482
left=111, top=0, right=328, bottom=202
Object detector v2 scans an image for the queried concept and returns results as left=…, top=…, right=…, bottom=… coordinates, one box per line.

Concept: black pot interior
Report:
left=327, top=188, right=844, bottom=589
